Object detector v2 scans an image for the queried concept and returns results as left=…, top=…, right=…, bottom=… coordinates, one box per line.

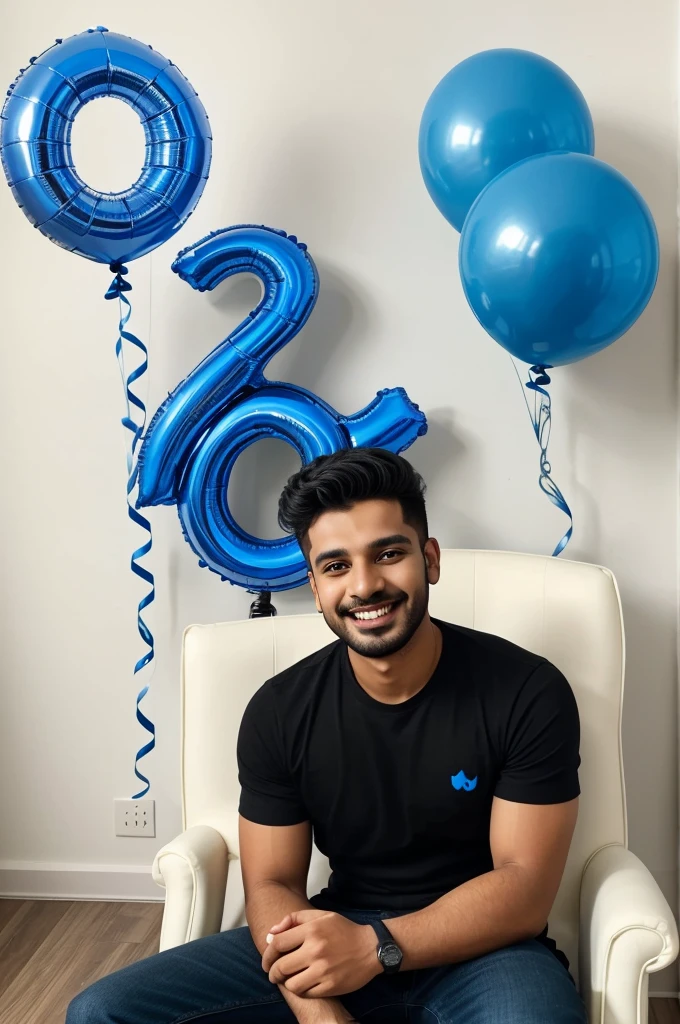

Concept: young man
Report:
left=66, top=448, right=586, bottom=1024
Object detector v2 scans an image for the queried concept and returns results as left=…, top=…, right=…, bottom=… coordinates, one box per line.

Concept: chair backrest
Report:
left=180, top=549, right=626, bottom=980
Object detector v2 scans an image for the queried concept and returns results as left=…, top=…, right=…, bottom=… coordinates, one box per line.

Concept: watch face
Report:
left=380, top=942, right=402, bottom=968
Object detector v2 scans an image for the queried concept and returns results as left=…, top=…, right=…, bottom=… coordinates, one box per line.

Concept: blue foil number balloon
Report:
left=0, top=27, right=211, bottom=264
left=137, top=225, right=428, bottom=591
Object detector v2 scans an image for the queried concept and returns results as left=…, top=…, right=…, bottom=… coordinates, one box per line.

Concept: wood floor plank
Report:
left=2, top=938, right=132, bottom=1024
left=41, top=900, right=138, bottom=951
left=0, top=900, right=68, bottom=956
left=651, top=998, right=680, bottom=1024
left=135, top=915, right=162, bottom=960
left=7, top=935, right=165, bottom=1024
left=0, top=899, right=25, bottom=933
left=94, top=901, right=163, bottom=945
left=0, top=901, right=164, bottom=1024
left=0, top=901, right=73, bottom=998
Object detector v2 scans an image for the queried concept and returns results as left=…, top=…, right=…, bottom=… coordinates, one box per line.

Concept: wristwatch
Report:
left=370, top=919, right=403, bottom=974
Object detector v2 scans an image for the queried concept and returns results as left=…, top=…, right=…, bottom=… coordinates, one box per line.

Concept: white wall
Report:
left=0, top=0, right=677, bottom=994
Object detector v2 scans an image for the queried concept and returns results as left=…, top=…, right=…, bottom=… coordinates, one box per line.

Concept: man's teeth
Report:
left=353, top=604, right=393, bottom=621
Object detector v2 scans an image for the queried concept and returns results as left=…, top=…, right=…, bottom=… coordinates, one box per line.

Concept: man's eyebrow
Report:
left=314, top=547, right=349, bottom=568
left=368, top=534, right=412, bottom=550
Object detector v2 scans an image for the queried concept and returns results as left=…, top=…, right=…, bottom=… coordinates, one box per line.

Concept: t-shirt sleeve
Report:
left=494, top=661, right=581, bottom=804
left=237, top=683, right=309, bottom=826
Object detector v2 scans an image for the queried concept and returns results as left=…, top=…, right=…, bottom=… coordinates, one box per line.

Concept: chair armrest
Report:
left=152, top=824, right=231, bottom=951
left=579, top=844, right=679, bottom=1024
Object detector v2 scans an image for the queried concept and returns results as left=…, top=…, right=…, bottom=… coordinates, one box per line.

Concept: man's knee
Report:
left=65, top=983, right=114, bottom=1024
left=448, top=943, right=587, bottom=1024
left=482, top=948, right=586, bottom=1024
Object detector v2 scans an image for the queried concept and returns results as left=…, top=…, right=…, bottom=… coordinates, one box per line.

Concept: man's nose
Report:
left=349, top=562, right=386, bottom=601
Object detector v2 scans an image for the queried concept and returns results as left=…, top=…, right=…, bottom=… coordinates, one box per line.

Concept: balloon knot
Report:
left=529, top=364, right=553, bottom=386
left=105, top=262, right=132, bottom=300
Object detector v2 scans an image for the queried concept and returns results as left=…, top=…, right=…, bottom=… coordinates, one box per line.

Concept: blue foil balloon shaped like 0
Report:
left=137, top=225, right=428, bottom=591
left=0, top=26, right=211, bottom=264
left=419, top=48, right=594, bottom=233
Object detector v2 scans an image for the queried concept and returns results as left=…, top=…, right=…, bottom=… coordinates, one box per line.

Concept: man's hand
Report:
left=261, top=908, right=380, bottom=998
left=262, top=908, right=328, bottom=975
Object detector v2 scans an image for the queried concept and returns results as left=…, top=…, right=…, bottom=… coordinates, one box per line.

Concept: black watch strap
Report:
left=370, top=919, right=403, bottom=974
left=371, top=919, right=395, bottom=945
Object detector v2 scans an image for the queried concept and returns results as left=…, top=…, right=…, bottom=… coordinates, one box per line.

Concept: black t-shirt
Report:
left=237, top=617, right=580, bottom=969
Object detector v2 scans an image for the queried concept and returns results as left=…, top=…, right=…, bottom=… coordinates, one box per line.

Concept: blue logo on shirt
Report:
left=451, top=770, right=478, bottom=791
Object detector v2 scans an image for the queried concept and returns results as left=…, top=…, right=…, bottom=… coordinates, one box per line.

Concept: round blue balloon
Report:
left=419, top=48, right=594, bottom=232
left=0, top=26, right=211, bottom=264
left=459, top=152, right=659, bottom=366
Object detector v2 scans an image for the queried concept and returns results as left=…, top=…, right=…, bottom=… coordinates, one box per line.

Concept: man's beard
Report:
left=319, top=571, right=429, bottom=659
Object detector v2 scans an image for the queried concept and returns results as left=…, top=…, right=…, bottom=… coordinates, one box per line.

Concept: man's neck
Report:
left=347, top=615, right=442, bottom=705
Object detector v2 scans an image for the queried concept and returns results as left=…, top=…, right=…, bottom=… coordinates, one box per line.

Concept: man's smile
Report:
left=346, top=598, right=404, bottom=629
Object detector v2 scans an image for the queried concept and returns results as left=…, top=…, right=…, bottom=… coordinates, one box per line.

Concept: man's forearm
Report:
left=245, top=881, right=350, bottom=1022
left=386, top=865, right=546, bottom=971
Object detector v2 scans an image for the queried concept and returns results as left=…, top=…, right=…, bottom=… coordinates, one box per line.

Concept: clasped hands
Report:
left=262, top=909, right=381, bottom=998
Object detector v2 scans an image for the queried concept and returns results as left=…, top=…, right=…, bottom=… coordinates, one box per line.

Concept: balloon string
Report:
left=511, top=361, right=573, bottom=557
left=105, top=262, right=156, bottom=799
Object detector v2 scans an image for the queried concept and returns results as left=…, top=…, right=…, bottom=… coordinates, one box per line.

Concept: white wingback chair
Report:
left=152, top=550, right=678, bottom=1024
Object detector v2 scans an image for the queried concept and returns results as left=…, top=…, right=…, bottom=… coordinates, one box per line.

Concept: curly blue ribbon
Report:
left=106, top=261, right=156, bottom=799
left=513, top=363, right=573, bottom=557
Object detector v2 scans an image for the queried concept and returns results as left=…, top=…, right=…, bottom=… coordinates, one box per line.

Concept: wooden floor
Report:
left=0, top=899, right=163, bottom=1024
left=656, top=999, right=680, bottom=1024
left=0, top=898, right=677, bottom=1023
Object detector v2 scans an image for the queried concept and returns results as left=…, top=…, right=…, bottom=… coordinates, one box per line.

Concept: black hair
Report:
left=278, top=447, right=428, bottom=563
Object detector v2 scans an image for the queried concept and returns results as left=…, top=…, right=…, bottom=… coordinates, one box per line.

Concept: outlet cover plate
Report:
left=114, top=798, right=156, bottom=837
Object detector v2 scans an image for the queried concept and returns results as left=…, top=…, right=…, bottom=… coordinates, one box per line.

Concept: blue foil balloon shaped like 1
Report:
left=137, top=225, right=428, bottom=591
left=459, top=152, right=659, bottom=367
left=0, top=26, right=211, bottom=264
left=419, top=48, right=594, bottom=233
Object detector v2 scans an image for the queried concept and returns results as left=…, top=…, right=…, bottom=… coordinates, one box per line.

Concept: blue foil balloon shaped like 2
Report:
left=0, top=26, right=211, bottom=264
left=137, top=225, right=428, bottom=591
left=419, top=48, right=594, bottom=233
left=459, top=152, right=659, bottom=367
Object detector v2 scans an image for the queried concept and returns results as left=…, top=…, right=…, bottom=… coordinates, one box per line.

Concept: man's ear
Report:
left=308, top=570, right=323, bottom=613
left=424, top=538, right=441, bottom=585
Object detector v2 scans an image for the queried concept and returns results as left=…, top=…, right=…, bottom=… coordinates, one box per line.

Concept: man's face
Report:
left=306, top=498, right=440, bottom=658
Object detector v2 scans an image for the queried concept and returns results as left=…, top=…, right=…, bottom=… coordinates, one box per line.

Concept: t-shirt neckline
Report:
left=341, top=618, right=449, bottom=713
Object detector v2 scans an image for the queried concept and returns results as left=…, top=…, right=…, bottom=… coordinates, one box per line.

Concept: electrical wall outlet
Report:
left=114, top=798, right=156, bottom=837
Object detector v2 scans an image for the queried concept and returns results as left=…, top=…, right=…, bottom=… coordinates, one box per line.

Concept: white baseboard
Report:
left=0, top=861, right=164, bottom=901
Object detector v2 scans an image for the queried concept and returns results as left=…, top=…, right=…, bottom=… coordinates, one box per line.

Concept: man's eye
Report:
left=379, top=549, right=402, bottom=560
left=325, top=562, right=347, bottom=573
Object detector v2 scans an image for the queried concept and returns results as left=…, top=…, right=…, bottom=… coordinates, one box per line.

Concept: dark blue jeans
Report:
left=65, top=905, right=587, bottom=1023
